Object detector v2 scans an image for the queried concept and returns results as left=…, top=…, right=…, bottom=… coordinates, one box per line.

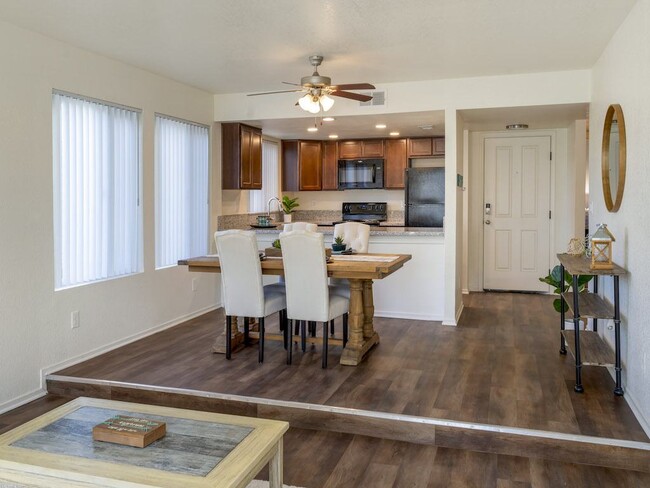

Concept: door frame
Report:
left=468, top=130, right=558, bottom=292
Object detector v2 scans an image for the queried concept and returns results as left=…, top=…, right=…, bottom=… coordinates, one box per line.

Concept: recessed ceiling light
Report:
left=323, top=117, right=335, bottom=122
left=329, top=134, right=339, bottom=139
left=418, top=124, right=433, bottom=130
left=375, top=124, right=387, bottom=129
left=389, top=131, right=400, bottom=136
left=307, top=127, right=318, bottom=132
left=506, top=123, right=529, bottom=130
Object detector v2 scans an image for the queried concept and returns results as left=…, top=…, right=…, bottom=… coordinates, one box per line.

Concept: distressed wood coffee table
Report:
left=0, top=397, right=288, bottom=487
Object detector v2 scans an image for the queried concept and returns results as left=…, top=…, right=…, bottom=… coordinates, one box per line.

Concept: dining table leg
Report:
left=212, top=315, right=245, bottom=354
left=340, top=278, right=380, bottom=366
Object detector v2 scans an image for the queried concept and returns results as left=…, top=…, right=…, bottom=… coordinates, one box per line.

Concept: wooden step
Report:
left=46, top=375, right=650, bottom=474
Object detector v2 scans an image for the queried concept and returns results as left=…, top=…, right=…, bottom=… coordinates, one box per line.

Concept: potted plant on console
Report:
left=332, top=235, right=347, bottom=252
left=281, top=195, right=299, bottom=223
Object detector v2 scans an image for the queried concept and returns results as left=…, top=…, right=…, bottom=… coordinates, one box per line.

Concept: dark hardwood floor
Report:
left=2, top=395, right=649, bottom=488
left=54, top=292, right=647, bottom=442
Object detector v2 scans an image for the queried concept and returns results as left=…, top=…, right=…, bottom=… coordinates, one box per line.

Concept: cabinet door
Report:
left=408, top=138, right=433, bottom=157
left=250, top=129, right=262, bottom=189
left=362, top=140, right=384, bottom=157
left=240, top=126, right=253, bottom=188
left=433, top=137, right=445, bottom=157
left=338, top=141, right=362, bottom=159
left=321, top=141, right=338, bottom=190
left=384, top=138, right=407, bottom=189
left=299, top=141, right=322, bottom=191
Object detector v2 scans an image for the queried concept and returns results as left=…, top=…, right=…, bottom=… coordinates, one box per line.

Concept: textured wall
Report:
left=0, top=20, right=220, bottom=411
left=590, top=0, right=650, bottom=433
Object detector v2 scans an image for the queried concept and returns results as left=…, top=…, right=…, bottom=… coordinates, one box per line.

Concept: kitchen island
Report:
left=249, top=223, right=445, bottom=321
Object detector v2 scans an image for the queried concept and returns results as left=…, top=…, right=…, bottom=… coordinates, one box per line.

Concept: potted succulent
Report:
left=281, top=195, right=299, bottom=223
left=332, top=235, right=347, bottom=252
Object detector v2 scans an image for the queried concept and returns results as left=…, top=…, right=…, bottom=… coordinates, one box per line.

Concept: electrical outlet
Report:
left=192, top=278, right=198, bottom=292
left=71, top=311, right=80, bottom=329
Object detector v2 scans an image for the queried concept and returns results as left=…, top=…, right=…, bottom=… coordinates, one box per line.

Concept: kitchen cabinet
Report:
left=222, top=123, right=262, bottom=189
left=282, top=140, right=322, bottom=191
left=557, top=253, right=626, bottom=396
left=407, top=137, right=445, bottom=158
left=338, top=139, right=384, bottom=159
left=384, top=138, right=408, bottom=189
left=321, top=140, right=338, bottom=190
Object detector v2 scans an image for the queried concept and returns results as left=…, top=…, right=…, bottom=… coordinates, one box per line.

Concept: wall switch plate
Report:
left=71, top=311, right=80, bottom=329
left=192, top=278, right=198, bottom=292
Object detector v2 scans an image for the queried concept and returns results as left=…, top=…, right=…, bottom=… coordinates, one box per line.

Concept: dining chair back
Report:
left=214, top=230, right=286, bottom=362
left=283, top=222, right=318, bottom=232
left=333, top=222, right=370, bottom=253
left=280, top=230, right=349, bottom=368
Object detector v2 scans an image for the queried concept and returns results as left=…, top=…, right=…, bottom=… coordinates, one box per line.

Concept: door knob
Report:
left=485, top=220, right=491, bottom=225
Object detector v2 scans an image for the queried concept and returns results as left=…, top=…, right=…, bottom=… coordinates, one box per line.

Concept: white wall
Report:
left=589, top=0, right=650, bottom=433
left=0, top=21, right=221, bottom=412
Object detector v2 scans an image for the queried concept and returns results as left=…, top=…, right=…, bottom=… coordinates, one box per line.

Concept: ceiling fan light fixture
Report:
left=320, top=95, right=335, bottom=112
left=298, top=94, right=316, bottom=112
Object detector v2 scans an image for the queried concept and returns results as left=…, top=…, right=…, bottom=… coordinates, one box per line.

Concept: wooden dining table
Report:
left=178, top=253, right=411, bottom=366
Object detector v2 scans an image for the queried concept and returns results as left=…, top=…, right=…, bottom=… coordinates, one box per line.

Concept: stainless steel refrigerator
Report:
left=405, top=167, right=445, bottom=227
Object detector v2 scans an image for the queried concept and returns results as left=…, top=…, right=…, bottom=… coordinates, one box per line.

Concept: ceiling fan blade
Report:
left=332, top=83, right=375, bottom=90
left=247, top=89, right=304, bottom=96
left=282, top=81, right=303, bottom=87
left=331, top=90, right=373, bottom=102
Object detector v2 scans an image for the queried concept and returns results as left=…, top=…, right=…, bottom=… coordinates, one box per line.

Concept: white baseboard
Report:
left=0, top=389, right=47, bottom=416
left=40, top=303, right=221, bottom=390
left=605, top=367, right=650, bottom=439
left=373, top=310, right=443, bottom=322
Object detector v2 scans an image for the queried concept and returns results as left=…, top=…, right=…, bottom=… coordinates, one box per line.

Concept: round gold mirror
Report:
left=601, top=104, right=626, bottom=212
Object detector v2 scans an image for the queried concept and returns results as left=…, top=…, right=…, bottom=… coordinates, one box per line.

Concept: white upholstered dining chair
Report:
left=283, top=222, right=318, bottom=232
left=214, top=230, right=286, bottom=363
left=279, top=230, right=349, bottom=368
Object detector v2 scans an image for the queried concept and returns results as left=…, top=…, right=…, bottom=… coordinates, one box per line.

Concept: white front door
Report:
left=483, top=136, right=551, bottom=291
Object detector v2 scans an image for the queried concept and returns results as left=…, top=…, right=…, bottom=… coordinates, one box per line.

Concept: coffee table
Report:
left=0, top=397, right=288, bottom=487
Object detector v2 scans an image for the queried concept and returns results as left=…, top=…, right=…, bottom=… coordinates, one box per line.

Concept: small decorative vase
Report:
left=283, top=213, right=292, bottom=223
left=332, top=243, right=346, bottom=252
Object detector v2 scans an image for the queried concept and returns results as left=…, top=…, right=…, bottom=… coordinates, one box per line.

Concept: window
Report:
left=155, top=115, right=209, bottom=268
left=52, top=92, right=142, bottom=289
left=249, top=140, right=280, bottom=213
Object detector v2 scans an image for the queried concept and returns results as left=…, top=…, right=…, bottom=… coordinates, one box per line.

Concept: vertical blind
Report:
left=52, top=92, right=142, bottom=289
left=249, top=140, right=280, bottom=213
left=155, top=115, right=209, bottom=268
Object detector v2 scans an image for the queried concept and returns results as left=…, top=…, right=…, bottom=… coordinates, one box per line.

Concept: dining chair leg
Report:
left=322, top=321, right=328, bottom=369
left=342, top=313, right=348, bottom=347
left=330, top=319, right=335, bottom=336
left=282, top=312, right=288, bottom=350
left=294, top=320, right=300, bottom=336
left=309, top=321, right=316, bottom=337
left=279, top=310, right=285, bottom=332
left=243, top=317, right=250, bottom=346
left=287, top=320, right=293, bottom=365
left=300, top=321, right=307, bottom=352
left=258, top=317, right=265, bottom=363
left=225, top=315, right=232, bottom=360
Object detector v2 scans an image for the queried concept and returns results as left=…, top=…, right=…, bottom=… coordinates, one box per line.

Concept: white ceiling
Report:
left=0, top=1, right=630, bottom=138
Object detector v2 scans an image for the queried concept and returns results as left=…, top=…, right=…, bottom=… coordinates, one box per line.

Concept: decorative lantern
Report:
left=590, top=224, right=615, bottom=270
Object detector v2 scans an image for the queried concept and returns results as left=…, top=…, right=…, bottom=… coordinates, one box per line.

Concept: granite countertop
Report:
left=248, top=221, right=444, bottom=237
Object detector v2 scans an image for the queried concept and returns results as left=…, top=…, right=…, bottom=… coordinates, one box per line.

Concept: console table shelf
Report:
left=557, top=253, right=626, bottom=396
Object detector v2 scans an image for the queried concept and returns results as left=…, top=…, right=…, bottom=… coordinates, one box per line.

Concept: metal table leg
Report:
left=560, top=263, right=567, bottom=355
left=572, top=273, right=584, bottom=393
left=614, top=275, right=624, bottom=396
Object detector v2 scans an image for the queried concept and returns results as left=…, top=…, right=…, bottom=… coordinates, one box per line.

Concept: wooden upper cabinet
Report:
left=338, top=139, right=384, bottom=159
left=222, top=123, right=263, bottom=190
left=282, top=140, right=322, bottom=191
left=407, top=137, right=445, bottom=158
left=384, top=138, right=408, bottom=189
left=321, top=141, right=338, bottom=190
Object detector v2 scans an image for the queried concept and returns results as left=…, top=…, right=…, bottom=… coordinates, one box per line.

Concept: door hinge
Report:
left=549, top=210, right=552, bottom=219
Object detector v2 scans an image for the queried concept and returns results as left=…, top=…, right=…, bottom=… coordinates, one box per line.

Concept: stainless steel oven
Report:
left=337, top=158, right=384, bottom=190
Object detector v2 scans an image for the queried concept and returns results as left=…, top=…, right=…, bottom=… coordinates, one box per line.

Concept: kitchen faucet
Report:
left=267, top=197, right=281, bottom=219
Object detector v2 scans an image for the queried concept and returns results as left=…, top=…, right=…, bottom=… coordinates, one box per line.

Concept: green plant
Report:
left=281, top=195, right=299, bottom=214
left=334, top=235, right=345, bottom=245
left=539, top=265, right=593, bottom=313
left=272, top=239, right=281, bottom=249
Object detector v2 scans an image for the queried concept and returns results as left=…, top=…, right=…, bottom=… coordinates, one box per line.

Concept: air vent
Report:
left=359, top=91, right=385, bottom=107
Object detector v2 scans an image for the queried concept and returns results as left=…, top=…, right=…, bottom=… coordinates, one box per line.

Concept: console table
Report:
left=557, top=253, right=627, bottom=395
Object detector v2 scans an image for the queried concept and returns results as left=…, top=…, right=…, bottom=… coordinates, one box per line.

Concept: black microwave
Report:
left=337, top=159, right=384, bottom=190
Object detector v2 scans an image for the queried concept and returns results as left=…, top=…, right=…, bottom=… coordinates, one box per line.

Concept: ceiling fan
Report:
left=247, top=55, right=375, bottom=114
